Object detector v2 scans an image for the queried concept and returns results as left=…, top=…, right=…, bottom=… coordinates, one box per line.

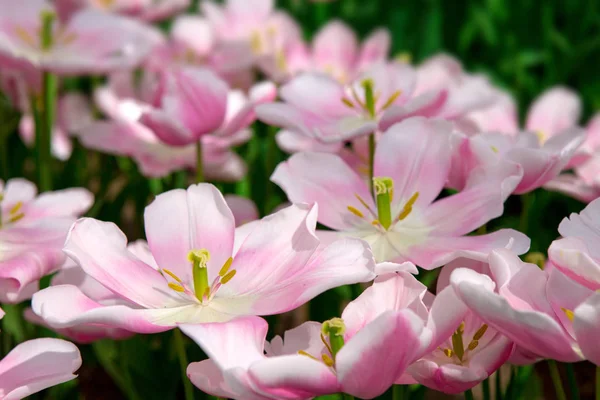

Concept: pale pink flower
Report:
left=19, top=93, right=93, bottom=161
left=78, top=72, right=274, bottom=179
left=406, top=257, right=515, bottom=393
left=0, top=0, right=162, bottom=78
left=451, top=87, right=586, bottom=193
left=450, top=249, right=588, bottom=362
left=202, top=0, right=302, bottom=70
left=272, top=117, right=529, bottom=268
left=32, top=184, right=376, bottom=333
left=182, top=268, right=466, bottom=399
left=0, top=178, right=93, bottom=303
left=548, top=197, right=600, bottom=290
left=55, top=0, right=191, bottom=22
left=257, top=62, right=446, bottom=149
left=544, top=113, right=600, bottom=202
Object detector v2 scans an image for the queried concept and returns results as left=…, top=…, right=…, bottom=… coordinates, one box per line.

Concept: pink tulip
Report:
left=548, top=197, right=600, bottom=290
left=0, top=0, right=162, bottom=78
left=272, top=117, right=529, bottom=268
left=19, top=93, right=93, bottom=161
left=55, top=0, right=190, bottom=22
left=257, top=62, right=448, bottom=148
left=202, top=0, right=302, bottom=70
left=32, top=183, right=376, bottom=333
left=0, top=178, right=93, bottom=303
left=182, top=268, right=465, bottom=399
left=544, top=113, right=600, bottom=202
left=406, top=257, right=515, bottom=394
left=450, top=249, right=586, bottom=362
left=78, top=72, right=274, bottom=179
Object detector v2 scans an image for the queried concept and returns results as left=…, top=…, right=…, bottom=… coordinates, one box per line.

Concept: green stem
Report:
left=392, top=384, right=404, bottom=400
left=596, top=367, right=600, bottom=400
left=196, top=140, right=203, bottom=183
left=482, top=377, right=490, bottom=400
left=173, top=328, right=194, bottom=400
left=0, top=129, right=8, bottom=180
left=368, top=133, right=375, bottom=195
left=548, top=360, right=567, bottom=400
left=495, top=368, right=502, bottom=400
left=565, top=363, right=580, bottom=400
left=342, top=394, right=355, bottom=400
left=519, top=192, right=533, bottom=235
left=464, top=388, right=474, bottom=400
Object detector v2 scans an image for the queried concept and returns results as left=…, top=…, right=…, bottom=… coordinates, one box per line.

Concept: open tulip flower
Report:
left=272, top=117, right=529, bottom=268
left=449, top=249, right=595, bottom=363
left=0, top=309, right=82, bottom=400
left=182, top=268, right=468, bottom=399
left=451, top=87, right=586, bottom=193
left=78, top=71, right=274, bottom=179
left=0, top=178, right=93, bottom=303
left=0, top=0, right=162, bottom=79
left=32, top=183, right=376, bottom=333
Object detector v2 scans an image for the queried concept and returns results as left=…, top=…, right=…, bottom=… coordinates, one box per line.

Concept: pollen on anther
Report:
left=347, top=206, right=365, bottom=218
left=561, top=307, right=575, bottom=322
left=443, top=348, right=453, bottom=358
left=9, top=201, right=23, bottom=215
left=168, top=282, right=185, bottom=292
left=341, top=97, right=355, bottom=109
left=298, top=350, right=319, bottom=361
left=219, top=257, right=233, bottom=277
left=162, top=268, right=182, bottom=283
left=467, top=340, right=479, bottom=351
left=321, top=353, right=335, bottom=367
left=221, top=270, right=237, bottom=284
left=398, top=192, right=419, bottom=221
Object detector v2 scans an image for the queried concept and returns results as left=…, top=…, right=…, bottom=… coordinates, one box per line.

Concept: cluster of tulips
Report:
left=0, top=0, right=599, bottom=399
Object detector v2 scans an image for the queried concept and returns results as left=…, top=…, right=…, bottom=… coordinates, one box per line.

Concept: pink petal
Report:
left=408, top=360, right=488, bottom=394
left=378, top=90, right=448, bottom=132
left=24, top=187, right=93, bottom=220
left=525, top=87, right=582, bottom=137
left=271, top=152, right=373, bottom=230
left=224, top=195, right=259, bottom=226
left=337, top=310, right=426, bottom=399
left=424, top=285, right=470, bottom=354
left=0, top=338, right=81, bottom=400
left=544, top=174, right=600, bottom=203
left=275, top=130, right=342, bottom=154
left=144, top=183, right=235, bottom=286
left=312, top=20, right=358, bottom=75
left=171, top=15, right=214, bottom=56
left=1, top=178, right=37, bottom=204
left=573, top=292, right=600, bottom=365
left=63, top=218, right=176, bottom=308
left=187, top=360, right=238, bottom=399
left=374, top=117, right=453, bottom=208
left=357, top=28, right=390, bottom=71
left=549, top=237, right=600, bottom=291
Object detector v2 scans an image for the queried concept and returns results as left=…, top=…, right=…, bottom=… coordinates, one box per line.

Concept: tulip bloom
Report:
left=79, top=72, right=274, bottom=179
left=32, top=184, right=376, bottom=333
left=272, top=117, right=529, bottom=268
left=549, top=197, right=600, bottom=290
left=406, top=257, right=515, bottom=393
left=0, top=0, right=161, bottom=77
left=224, top=195, right=259, bottom=226
left=183, top=269, right=466, bottom=399
left=450, top=249, right=587, bottom=362
left=0, top=178, right=93, bottom=302
left=451, top=87, right=586, bottom=193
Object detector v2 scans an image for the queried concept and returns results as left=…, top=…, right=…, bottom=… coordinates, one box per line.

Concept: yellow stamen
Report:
left=371, top=219, right=381, bottom=226
left=168, top=282, right=185, bottom=292
left=221, top=270, right=237, bottom=284
left=354, top=194, right=372, bottom=212
left=458, top=322, right=465, bottom=334
left=321, top=353, right=335, bottom=367
left=320, top=333, right=334, bottom=356
left=275, top=49, right=287, bottom=71
left=9, top=213, right=24, bottom=223
left=536, top=130, right=547, bottom=144
left=298, top=350, right=320, bottom=361
left=562, top=307, right=575, bottom=322
left=397, top=192, right=420, bottom=221
left=472, top=324, right=488, bottom=341
left=443, top=348, right=453, bottom=358
left=491, top=145, right=499, bottom=153
left=250, top=31, right=263, bottom=54
left=467, top=340, right=479, bottom=351
left=9, top=201, right=23, bottom=215
left=350, top=86, right=366, bottom=109
left=347, top=206, right=365, bottom=218
left=380, top=90, right=402, bottom=111
left=341, top=97, right=355, bottom=109
left=15, top=26, right=36, bottom=47
left=162, top=268, right=182, bottom=283
left=219, top=257, right=233, bottom=277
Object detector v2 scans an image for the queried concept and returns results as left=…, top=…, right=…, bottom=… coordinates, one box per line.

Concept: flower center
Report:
left=14, top=11, right=77, bottom=52
left=0, top=194, right=25, bottom=229
left=441, top=322, right=488, bottom=365
left=340, top=78, right=401, bottom=119
left=346, top=177, right=419, bottom=231
left=298, top=317, right=346, bottom=369
left=161, top=249, right=236, bottom=304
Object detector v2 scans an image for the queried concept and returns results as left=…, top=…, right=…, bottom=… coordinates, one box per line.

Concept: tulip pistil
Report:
left=443, top=323, right=488, bottom=363
left=322, top=318, right=346, bottom=360
left=373, top=177, right=394, bottom=230
left=361, top=79, right=377, bottom=118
